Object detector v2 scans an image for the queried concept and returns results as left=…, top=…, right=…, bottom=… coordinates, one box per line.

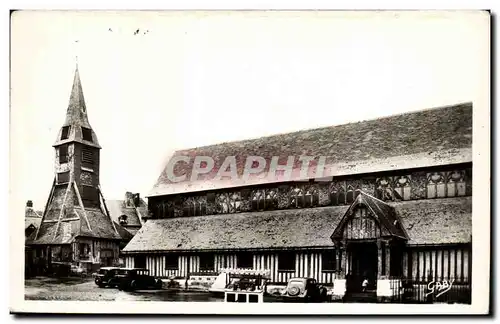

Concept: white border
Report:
left=7, top=4, right=492, bottom=317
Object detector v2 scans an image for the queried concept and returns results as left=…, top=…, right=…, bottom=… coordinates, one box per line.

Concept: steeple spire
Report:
left=65, top=64, right=90, bottom=127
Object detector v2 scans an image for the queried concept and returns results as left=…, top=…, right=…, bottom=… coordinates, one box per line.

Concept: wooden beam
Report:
left=135, top=207, right=144, bottom=226
left=73, top=181, right=92, bottom=232
left=98, top=185, right=119, bottom=235
left=34, top=178, right=56, bottom=240
left=52, top=181, right=72, bottom=242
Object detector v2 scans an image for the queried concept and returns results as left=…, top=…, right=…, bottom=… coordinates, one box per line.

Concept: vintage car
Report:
left=93, top=267, right=122, bottom=288
left=281, top=277, right=328, bottom=302
left=116, top=268, right=163, bottom=291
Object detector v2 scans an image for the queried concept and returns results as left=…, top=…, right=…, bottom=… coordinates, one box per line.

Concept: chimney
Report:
left=26, top=200, right=33, bottom=208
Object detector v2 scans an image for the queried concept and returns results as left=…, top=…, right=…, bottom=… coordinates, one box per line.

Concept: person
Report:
left=362, top=278, right=369, bottom=292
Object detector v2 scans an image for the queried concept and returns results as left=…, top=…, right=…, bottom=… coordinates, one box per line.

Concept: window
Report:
left=199, top=253, right=214, bottom=271
left=79, top=243, right=91, bottom=259
left=330, top=181, right=346, bottom=206
left=394, top=175, right=411, bottom=200
left=375, top=177, right=395, bottom=201
left=135, top=255, right=146, bottom=268
left=182, top=197, right=207, bottom=217
left=264, top=189, right=278, bottom=210
left=304, top=185, right=319, bottom=207
left=59, top=145, right=68, bottom=164
left=322, top=250, right=336, bottom=271
left=81, top=127, right=93, bottom=142
left=426, top=172, right=446, bottom=199
left=118, top=215, right=128, bottom=226
left=82, top=148, right=94, bottom=168
left=278, top=252, right=295, bottom=271
left=447, top=171, right=466, bottom=197
left=289, top=187, right=304, bottom=208
left=156, top=200, right=175, bottom=218
left=57, top=171, right=70, bottom=184
left=61, top=126, right=71, bottom=140
left=251, top=190, right=265, bottom=210
left=165, top=255, right=179, bottom=270
left=237, top=252, right=253, bottom=269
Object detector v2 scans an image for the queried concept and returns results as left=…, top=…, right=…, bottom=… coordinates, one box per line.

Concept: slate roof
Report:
left=53, top=65, right=101, bottom=149
left=149, top=102, right=472, bottom=197
left=122, top=196, right=471, bottom=253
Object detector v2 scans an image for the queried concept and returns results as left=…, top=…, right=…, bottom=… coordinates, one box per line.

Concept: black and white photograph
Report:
left=9, top=10, right=490, bottom=315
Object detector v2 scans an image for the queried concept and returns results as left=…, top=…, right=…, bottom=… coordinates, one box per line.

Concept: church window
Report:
left=59, top=145, right=68, bottom=164
left=251, top=189, right=265, bottom=211
left=304, top=185, right=319, bottom=207
left=61, top=126, right=70, bottom=140
left=447, top=170, right=466, bottom=197
left=375, top=177, right=395, bottom=201
left=289, top=186, right=304, bottom=208
left=81, top=127, right=93, bottom=142
left=394, top=175, right=412, bottom=200
left=264, top=189, right=278, bottom=210
left=426, top=172, right=446, bottom=198
left=329, top=181, right=346, bottom=206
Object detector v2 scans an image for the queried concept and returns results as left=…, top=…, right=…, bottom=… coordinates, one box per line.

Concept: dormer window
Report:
left=81, top=127, right=92, bottom=142
left=119, top=215, right=128, bottom=226
left=61, top=126, right=70, bottom=140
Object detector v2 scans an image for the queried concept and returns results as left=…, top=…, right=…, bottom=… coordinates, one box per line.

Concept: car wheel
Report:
left=287, top=286, right=300, bottom=296
left=156, top=280, right=163, bottom=289
left=130, top=280, right=137, bottom=291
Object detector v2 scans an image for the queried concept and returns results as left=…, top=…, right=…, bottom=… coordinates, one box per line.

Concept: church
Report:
left=123, top=102, right=472, bottom=303
left=26, top=66, right=124, bottom=275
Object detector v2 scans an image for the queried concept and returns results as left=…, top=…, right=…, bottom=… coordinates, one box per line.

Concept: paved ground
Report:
left=25, top=277, right=222, bottom=302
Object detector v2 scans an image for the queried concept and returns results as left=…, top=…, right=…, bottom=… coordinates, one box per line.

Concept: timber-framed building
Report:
left=123, top=103, right=472, bottom=303
left=26, top=66, right=123, bottom=275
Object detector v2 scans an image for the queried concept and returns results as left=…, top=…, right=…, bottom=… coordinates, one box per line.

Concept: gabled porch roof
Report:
left=331, top=190, right=409, bottom=242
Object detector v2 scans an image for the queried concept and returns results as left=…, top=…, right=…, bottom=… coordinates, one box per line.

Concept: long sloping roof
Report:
left=149, top=102, right=472, bottom=197
left=123, top=196, right=471, bottom=253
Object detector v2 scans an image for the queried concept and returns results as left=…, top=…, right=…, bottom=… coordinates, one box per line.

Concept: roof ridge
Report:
left=172, top=102, right=472, bottom=154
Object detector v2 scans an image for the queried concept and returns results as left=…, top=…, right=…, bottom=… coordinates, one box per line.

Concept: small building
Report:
left=122, top=102, right=472, bottom=303
left=24, top=200, right=43, bottom=238
left=107, top=192, right=147, bottom=236
left=26, top=65, right=122, bottom=276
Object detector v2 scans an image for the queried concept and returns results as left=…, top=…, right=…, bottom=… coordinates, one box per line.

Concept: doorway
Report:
left=346, top=242, right=378, bottom=293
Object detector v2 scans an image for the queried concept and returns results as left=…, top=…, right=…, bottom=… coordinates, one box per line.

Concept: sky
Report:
left=10, top=10, right=488, bottom=210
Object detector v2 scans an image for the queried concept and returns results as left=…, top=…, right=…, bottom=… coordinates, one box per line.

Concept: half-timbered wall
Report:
left=149, top=164, right=472, bottom=219
left=402, top=244, right=471, bottom=283
left=343, top=207, right=385, bottom=240
left=72, top=238, right=120, bottom=265
left=126, top=250, right=339, bottom=284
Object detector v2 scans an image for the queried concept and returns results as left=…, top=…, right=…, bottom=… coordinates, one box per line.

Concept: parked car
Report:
left=116, top=268, right=163, bottom=291
left=281, top=278, right=328, bottom=302
left=93, top=267, right=121, bottom=288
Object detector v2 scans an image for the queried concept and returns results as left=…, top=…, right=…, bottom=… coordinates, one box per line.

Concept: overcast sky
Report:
left=10, top=11, right=487, bottom=209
